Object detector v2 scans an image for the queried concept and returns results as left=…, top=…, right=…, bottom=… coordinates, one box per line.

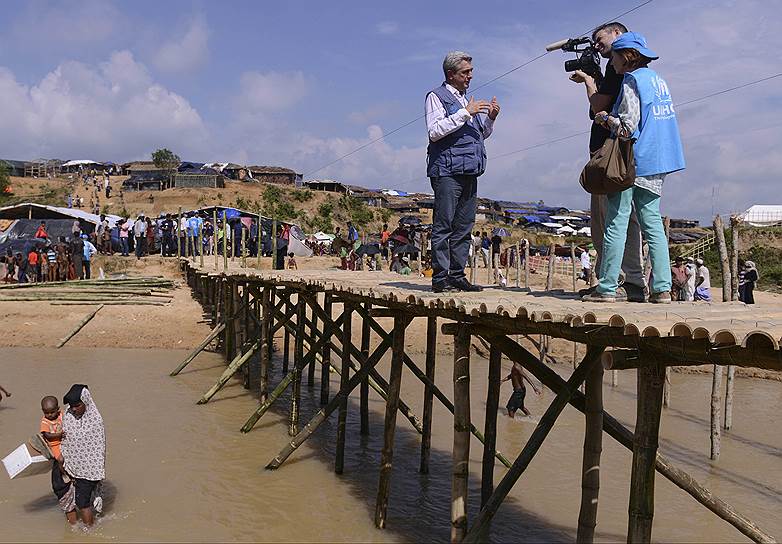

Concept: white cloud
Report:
left=0, top=51, right=207, bottom=161
left=234, top=71, right=310, bottom=114
left=376, top=21, right=399, bottom=35
left=154, top=14, right=210, bottom=74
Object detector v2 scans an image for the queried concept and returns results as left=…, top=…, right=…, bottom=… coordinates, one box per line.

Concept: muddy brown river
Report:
left=0, top=347, right=780, bottom=542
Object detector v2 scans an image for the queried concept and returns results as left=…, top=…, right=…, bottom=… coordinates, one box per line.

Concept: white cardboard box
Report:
left=3, top=442, right=51, bottom=479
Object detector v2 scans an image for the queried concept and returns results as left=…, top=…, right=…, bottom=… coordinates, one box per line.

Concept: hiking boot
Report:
left=449, top=278, right=483, bottom=292
left=578, top=285, right=597, bottom=297
left=622, top=282, right=647, bottom=303
left=649, top=291, right=672, bottom=304
left=581, top=291, right=616, bottom=303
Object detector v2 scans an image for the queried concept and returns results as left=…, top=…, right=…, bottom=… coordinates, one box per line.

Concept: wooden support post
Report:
left=724, top=365, right=735, bottom=430
left=374, top=314, right=408, bottom=529
left=290, top=295, right=305, bottom=436
left=515, top=241, right=521, bottom=288
left=487, top=248, right=493, bottom=284
left=546, top=243, right=556, bottom=291
left=710, top=364, right=723, bottom=460
left=266, top=287, right=275, bottom=361
left=170, top=322, right=225, bottom=376
left=663, top=367, right=671, bottom=408
left=420, top=315, right=437, bottom=474
left=577, top=360, right=604, bottom=544
left=56, top=305, right=104, bottom=348
left=464, top=344, right=604, bottom=543
left=611, top=369, right=619, bottom=387
left=271, top=218, right=278, bottom=270
left=335, top=302, right=352, bottom=474
left=481, top=343, right=501, bottom=510
left=570, top=243, right=577, bottom=292
left=451, top=323, right=471, bottom=543
left=241, top=226, right=247, bottom=268
left=223, top=220, right=228, bottom=270
left=713, top=215, right=731, bottom=302
left=627, top=362, right=665, bottom=543
left=187, top=231, right=194, bottom=262
left=730, top=216, right=740, bottom=301
left=360, top=301, right=371, bottom=435
left=260, top=286, right=271, bottom=402
left=308, top=308, right=318, bottom=387
left=282, top=292, right=291, bottom=373
left=470, top=250, right=477, bottom=285
left=197, top=341, right=260, bottom=404
left=177, top=207, right=182, bottom=259
left=321, top=293, right=333, bottom=405
left=199, top=226, right=204, bottom=268
left=213, top=210, right=218, bottom=270
left=524, top=242, right=530, bottom=289
left=224, top=279, right=234, bottom=358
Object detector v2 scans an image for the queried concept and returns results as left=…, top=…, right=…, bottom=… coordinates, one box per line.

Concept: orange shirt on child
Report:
left=40, top=412, right=63, bottom=458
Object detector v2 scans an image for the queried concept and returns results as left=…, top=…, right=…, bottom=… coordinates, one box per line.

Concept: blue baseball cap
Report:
left=611, top=31, right=659, bottom=60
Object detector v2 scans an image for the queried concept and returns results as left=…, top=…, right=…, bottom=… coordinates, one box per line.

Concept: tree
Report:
left=0, top=163, right=11, bottom=202
left=151, top=148, right=180, bottom=186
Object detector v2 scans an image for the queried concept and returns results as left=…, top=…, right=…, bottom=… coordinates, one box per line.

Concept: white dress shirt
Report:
left=425, top=83, right=495, bottom=143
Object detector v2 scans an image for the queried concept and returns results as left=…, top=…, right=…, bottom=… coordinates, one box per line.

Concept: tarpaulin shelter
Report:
left=0, top=203, right=121, bottom=229
left=739, top=205, right=782, bottom=227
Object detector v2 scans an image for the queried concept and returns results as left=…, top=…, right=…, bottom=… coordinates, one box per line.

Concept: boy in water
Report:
left=502, top=363, right=541, bottom=418
left=41, top=396, right=74, bottom=521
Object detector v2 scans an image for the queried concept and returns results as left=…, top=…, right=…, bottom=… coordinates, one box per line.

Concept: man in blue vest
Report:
left=426, top=51, right=500, bottom=293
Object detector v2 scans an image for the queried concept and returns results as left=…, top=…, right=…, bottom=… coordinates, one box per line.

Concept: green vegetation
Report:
left=151, top=148, right=180, bottom=182
left=0, top=163, right=10, bottom=203
left=291, top=189, right=314, bottom=203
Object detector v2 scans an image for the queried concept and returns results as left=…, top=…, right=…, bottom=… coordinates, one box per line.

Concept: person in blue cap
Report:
left=584, top=32, right=685, bottom=304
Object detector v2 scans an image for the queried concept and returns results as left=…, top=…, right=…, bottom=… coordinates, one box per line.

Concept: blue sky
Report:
left=1, top=0, right=780, bottom=221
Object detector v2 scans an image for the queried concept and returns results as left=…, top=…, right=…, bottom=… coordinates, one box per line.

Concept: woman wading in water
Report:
left=61, top=384, right=106, bottom=527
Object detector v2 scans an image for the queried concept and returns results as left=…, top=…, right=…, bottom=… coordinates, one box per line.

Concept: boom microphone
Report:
left=545, top=38, right=569, bottom=52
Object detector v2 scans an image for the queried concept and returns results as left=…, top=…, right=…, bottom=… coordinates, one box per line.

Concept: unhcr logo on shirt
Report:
left=651, top=74, right=676, bottom=120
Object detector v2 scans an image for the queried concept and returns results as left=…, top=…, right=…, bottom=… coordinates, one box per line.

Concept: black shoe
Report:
left=432, top=281, right=457, bottom=293
left=449, top=278, right=483, bottom=292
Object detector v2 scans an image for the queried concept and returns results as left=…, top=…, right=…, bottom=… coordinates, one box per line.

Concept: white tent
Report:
left=739, top=205, right=782, bottom=227
left=62, top=159, right=102, bottom=167
left=557, top=225, right=576, bottom=234
left=311, top=231, right=334, bottom=243
left=577, top=226, right=591, bottom=236
left=287, top=235, right=313, bottom=257
left=541, top=222, right=564, bottom=229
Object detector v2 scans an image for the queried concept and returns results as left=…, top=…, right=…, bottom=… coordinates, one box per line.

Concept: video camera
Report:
left=545, top=37, right=602, bottom=81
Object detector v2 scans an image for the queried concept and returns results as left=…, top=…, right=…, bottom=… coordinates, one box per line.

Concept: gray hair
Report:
left=443, top=51, right=472, bottom=78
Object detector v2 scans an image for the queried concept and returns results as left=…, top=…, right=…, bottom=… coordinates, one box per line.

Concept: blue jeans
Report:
left=120, top=237, right=129, bottom=256
left=598, top=186, right=671, bottom=295
left=430, top=175, right=477, bottom=284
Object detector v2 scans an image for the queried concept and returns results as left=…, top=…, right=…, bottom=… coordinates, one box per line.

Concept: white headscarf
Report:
left=62, top=387, right=106, bottom=481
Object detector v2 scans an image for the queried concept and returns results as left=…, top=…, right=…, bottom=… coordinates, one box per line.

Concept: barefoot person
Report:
left=502, top=362, right=541, bottom=418
left=426, top=51, right=500, bottom=293
left=61, top=385, right=105, bottom=527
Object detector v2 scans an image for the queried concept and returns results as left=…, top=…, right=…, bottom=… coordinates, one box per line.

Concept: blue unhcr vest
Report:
left=617, top=67, right=686, bottom=177
left=426, top=84, right=487, bottom=178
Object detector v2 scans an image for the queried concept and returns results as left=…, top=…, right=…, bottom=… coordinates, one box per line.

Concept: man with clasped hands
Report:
left=425, top=51, right=500, bottom=293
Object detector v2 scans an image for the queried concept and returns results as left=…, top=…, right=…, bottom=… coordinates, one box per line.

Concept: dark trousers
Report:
left=72, top=257, right=83, bottom=280
left=82, top=260, right=91, bottom=279
left=430, top=175, right=477, bottom=284
left=162, top=234, right=175, bottom=256
left=135, top=236, right=145, bottom=258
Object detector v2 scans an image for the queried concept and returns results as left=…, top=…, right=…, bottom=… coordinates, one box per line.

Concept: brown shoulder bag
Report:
left=579, top=136, right=636, bottom=194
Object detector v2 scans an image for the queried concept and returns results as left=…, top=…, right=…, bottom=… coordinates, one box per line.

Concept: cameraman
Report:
left=569, top=21, right=646, bottom=302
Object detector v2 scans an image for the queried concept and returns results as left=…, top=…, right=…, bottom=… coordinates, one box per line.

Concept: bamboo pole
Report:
left=335, top=302, right=352, bottom=473
left=724, top=365, right=735, bottom=430
left=730, top=216, right=740, bottom=301
left=464, top=345, right=603, bottom=543
left=451, top=322, right=472, bottom=543
left=199, top=225, right=204, bottom=268
left=360, top=301, right=371, bottom=435
left=470, top=250, right=476, bottom=285
left=223, top=220, right=228, bottom=270
left=170, top=322, right=226, bottom=376
left=711, top=364, right=723, bottom=460
left=266, top=333, right=394, bottom=469
left=197, top=341, right=260, bottom=404
left=375, top=314, right=408, bottom=529
left=55, top=305, right=104, bottom=348
left=663, top=367, right=672, bottom=408
left=177, top=207, right=182, bottom=259
left=627, top=362, right=665, bottom=543
left=471, top=331, right=777, bottom=544
left=577, top=360, right=603, bottom=543
left=260, top=287, right=271, bottom=402
left=308, top=309, right=318, bottom=387
left=515, top=241, right=520, bottom=288
left=187, top=230, right=194, bottom=262
left=271, top=218, right=278, bottom=270
left=546, top=243, right=556, bottom=291
left=321, top=293, right=333, bottom=405
left=481, top=344, right=501, bottom=508
left=571, top=243, right=577, bottom=292
left=213, top=210, right=218, bottom=270
left=713, top=215, right=731, bottom=302
left=241, top=226, right=247, bottom=268
left=420, top=315, right=437, bottom=474
left=487, top=248, right=493, bottom=284
left=524, top=242, right=530, bottom=289
left=290, top=297, right=305, bottom=436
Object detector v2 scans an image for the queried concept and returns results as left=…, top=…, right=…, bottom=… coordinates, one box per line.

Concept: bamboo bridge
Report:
left=173, top=258, right=780, bottom=543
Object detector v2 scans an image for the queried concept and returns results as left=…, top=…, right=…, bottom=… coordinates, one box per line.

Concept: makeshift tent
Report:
left=739, top=205, right=782, bottom=227
left=288, top=235, right=313, bottom=257
left=577, top=226, right=592, bottom=236
left=0, top=203, right=120, bottom=228
left=0, top=219, right=77, bottom=255
left=556, top=225, right=576, bottom=234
